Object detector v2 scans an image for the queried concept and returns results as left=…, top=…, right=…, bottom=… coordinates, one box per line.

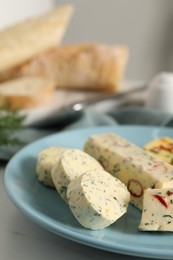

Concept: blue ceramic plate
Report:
left=4, top=125, right=173, bottom=259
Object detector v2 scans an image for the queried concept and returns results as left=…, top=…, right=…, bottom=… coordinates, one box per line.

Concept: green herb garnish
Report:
left=0, top=110, right=26, bottom=146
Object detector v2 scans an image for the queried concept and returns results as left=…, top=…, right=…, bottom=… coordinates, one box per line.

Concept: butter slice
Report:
left=67, top=170, right=130, bottom=230
left=84, top=132, right=173, bottom=210
left=51, top=149, right=103, bottom=203
left=139, top=188, right=173, bottom=231
left=36, top=146, right=68, bottom=188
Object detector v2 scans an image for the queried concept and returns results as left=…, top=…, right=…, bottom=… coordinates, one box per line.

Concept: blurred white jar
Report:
left=146, top=72, right=173, bottom=113
left=0, top=0, right=54, bottom=29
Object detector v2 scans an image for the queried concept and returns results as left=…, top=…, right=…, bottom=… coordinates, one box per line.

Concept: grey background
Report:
left=54, top=0, right=173, bottom=81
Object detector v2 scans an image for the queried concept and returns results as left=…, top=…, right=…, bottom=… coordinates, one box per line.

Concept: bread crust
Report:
left=0, top=5, right=74, bottom=72
left=0, top=44, right=128, bottom=91
left=0, top=76, right=55, bottom=110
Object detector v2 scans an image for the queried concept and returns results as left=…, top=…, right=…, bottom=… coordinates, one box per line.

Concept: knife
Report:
left=69, top=81, right=147, bottom=113
left=30, top=81, right=147, bottom=128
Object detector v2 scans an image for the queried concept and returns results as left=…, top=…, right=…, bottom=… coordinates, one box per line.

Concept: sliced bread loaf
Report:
left=0, top=44, right=128, bottom=92
left=0, top=76, right=55, bottom=110
left=0, top=4, right=74, bottom=72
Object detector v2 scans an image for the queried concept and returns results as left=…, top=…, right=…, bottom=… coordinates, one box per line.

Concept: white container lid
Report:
left=146, top=72, right=173, bottom=113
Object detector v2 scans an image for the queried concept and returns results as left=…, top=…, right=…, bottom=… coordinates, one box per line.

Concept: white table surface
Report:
left=0, top=163, right=156, bottom=260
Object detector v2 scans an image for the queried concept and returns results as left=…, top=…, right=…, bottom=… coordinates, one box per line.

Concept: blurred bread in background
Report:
left=0, top=4, right=74, bottom=72
left=0, top=4, right=129, bottom=112
left=0, top=43, right=128, bottom=92
left=0, top=76, right=56, bottom=111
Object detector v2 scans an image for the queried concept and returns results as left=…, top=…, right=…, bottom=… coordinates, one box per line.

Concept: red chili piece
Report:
left=159, top=145, right=173, bottom=152
left=127, top=179, right=143, bottom=198
left=153, top=194, right=168, bottom=208
left=148, top=161, right=168, bottom=174
left=151, top=145, right=173, bottom=153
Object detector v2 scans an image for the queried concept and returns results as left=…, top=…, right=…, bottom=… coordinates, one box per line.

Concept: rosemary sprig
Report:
left=0, top=110, right=26, bottom=146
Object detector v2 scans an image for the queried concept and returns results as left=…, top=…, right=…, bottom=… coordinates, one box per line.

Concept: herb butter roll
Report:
left=51, top=149, right=103, bottom=203
left=84, top=132, right=173, bottom=210
left=67, top=170, right=130, bottom=230
left=36, top=147, right=68, bottom=188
